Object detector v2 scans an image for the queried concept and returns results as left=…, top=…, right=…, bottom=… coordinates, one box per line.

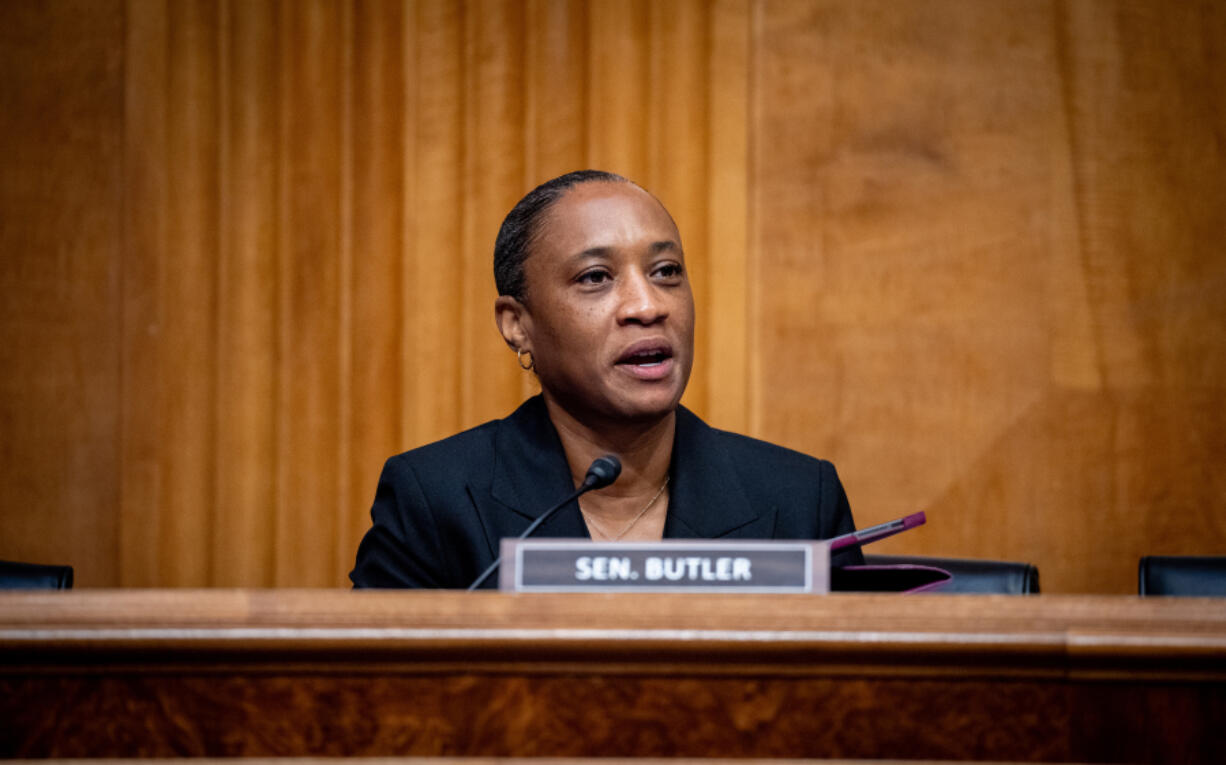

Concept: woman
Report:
left=350, top=170, right=862, bottom=588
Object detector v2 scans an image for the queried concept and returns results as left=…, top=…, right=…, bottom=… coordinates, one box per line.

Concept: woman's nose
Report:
left=616, top=272, right=668, bottom=325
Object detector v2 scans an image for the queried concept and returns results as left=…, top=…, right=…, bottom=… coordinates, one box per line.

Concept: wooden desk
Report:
left=2, top=591, right=1224, bottom=761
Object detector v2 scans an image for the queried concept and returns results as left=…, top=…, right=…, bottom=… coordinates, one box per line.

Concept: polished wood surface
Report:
left=0, top=761, right=1077, bottom=765
left=2, top=591, right=1225, bottom=761
left=2, top=760, right=1056, bottom=765
left=2, top=1, right=1225, bottom=592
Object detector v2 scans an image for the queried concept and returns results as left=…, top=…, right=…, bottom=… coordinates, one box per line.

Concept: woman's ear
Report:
left=494, top=295, right=530, bottom=351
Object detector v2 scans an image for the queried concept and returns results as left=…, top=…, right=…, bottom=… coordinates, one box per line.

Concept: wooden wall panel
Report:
left=274, top=0, right=344, bottom=587
left=163, top=0, right=221, bottom=586
left=751, top=0, right=1226, bottom=592
left=407, top=0, right=465, bottom=447
left=119, top=0, right=169, bottom=587
left=342, top=0, right=407, bottom=582
left=461, top=0, right=528, bottom=428
left=705, top=0, right=751, bottom=434
left=0, top=0, right=124, bottom=586
left=1, top=0, right=1223, bottom=591
left=587, top=0, right=651, bottom=182
left=214, top=0, right=279, bottom=587
left=524, top=0, right=588, bottom=183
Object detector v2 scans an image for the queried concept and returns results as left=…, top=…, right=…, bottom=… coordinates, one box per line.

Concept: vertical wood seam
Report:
left=116, top=0, right=133, bottom=586
left=746, top=0, right=761, bottom=437
left=337, top=0, right=355, bottom=584
left=523, top=0, right=537, bottom=187
left=156, top=0, right=172, bottom=582
left=738, top=0, right=752, bottom=434
left=458, top=0, right=473, bottom=427
left=583, top=1, right=595, bottom=172
left=273, top=0, right=290, bottom=586
left=399, top=0, right=416, bottom=449
left=212, top=0, right=231, bottom=587
left=206, top=0, right=221, bottom=586
left=579, top=0, right=591, bottom=165
left=645, top=1, right=660, bottom=190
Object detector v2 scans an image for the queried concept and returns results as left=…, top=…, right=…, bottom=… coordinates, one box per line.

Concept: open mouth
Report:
left=616, top=341, right=675, bottom=379
left=620, top=349, right=671, bottom=367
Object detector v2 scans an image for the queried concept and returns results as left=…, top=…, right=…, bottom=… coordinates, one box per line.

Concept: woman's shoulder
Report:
left=382, top=395, right=549, bottom=477
left=385, top=419, right=498, bottom=469
left=677, top=405, right=834, bottom=476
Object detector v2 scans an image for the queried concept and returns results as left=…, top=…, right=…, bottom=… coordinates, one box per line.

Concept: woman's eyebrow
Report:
left=566, top=240, right=679, bottom=263
left=568, top=246, right=614, bottom=262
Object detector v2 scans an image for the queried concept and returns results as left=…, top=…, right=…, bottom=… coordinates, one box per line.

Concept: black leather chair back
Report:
left=0, top=559, right=74, bottom=589
left=1139, top=555, right=1226, bottom=596
left=863, top=554, right=1040, bottom=594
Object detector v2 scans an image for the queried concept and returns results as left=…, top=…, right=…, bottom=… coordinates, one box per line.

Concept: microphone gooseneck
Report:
left=467, top=454, right=622, bottom=591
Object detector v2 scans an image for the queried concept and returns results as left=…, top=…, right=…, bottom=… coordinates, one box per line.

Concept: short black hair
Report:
left=494, top=169, right=629, bottom=301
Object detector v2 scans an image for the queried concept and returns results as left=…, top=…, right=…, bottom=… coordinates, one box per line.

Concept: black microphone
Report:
left=467, top=454, right=622, bottom=591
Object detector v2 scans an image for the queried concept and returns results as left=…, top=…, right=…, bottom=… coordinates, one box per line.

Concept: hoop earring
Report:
left=516, top=348, right=535, bottom=371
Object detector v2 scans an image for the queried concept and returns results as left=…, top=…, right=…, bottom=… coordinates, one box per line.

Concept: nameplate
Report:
left=498, top=539, right=829, bottom=593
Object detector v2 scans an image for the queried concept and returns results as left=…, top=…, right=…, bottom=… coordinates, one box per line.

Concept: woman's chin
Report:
left=542, top=371, right=689, bottom=428
left=606, top=385, right=686, bottom=423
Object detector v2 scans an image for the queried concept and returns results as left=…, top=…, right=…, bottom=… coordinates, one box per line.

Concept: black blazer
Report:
left=350, top=395, right=863, bottom=588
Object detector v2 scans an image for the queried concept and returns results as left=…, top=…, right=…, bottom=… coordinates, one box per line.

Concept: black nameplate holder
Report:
left=498, top=539, right=830, bottom=593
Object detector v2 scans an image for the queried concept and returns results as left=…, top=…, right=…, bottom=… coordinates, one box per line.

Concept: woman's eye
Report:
left=654, top=263, right=684, bottom=279
left=577, top=270, right=611, bottom=285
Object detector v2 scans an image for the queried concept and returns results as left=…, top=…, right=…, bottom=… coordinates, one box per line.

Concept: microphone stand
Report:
left=467, top=455, right=621, bottom=591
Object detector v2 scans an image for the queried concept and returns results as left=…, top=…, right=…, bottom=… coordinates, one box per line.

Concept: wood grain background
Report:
left=2, top=0, right=1223, bottom=591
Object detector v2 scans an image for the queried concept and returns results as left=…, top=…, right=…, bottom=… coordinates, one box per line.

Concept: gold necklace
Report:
left=583, top=476, right=670, bottom=541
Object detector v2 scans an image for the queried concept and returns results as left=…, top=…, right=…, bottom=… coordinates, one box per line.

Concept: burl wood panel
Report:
left=2, top=674, right=1078, bottom=760
left=3, top=590, right=1226, bottom=761
left=2, top=1, right=1225, bottom=591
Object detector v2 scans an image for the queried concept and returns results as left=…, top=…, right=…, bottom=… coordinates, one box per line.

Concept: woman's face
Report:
left=509, top=181, right=695, bottom=426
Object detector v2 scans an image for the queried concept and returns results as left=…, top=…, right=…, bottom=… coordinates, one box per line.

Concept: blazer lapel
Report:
left=664, top=406, right=772, bottom=539
left=477, top=396, right=590, bottom=558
